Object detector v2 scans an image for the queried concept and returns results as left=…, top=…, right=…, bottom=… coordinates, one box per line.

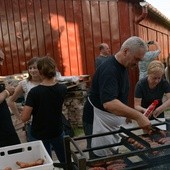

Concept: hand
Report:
left=18, top=106, right=24, bottom=113
left=136, top=113, right=151, bottom=128
left=141, top=108, right=147, bottom=114
left=5, top=85, right=15, bottom=96
left=152, top=107, right=163, bottom=118
left=147, top=40, right=154, bottom=45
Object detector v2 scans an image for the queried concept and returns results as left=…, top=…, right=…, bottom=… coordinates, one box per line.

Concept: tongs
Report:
left=145, top=125, right=160, bottom=132
left=153, top=117, right=164, bottom=123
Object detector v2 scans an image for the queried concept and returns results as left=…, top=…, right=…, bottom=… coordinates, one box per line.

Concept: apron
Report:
left=89, top=97, right=125, bottom=157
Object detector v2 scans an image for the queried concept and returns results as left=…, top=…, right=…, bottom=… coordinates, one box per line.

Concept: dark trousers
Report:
left=0, top=133, right=20, bottom=147
left=25, top=123, right=37, bottom=142
left=83, top=99, right=98, bottom=159
left=42, top=132, right=66, bottom=163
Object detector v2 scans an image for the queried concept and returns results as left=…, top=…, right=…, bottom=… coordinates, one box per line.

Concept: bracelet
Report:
left=4, top=89, right=10, bottom=97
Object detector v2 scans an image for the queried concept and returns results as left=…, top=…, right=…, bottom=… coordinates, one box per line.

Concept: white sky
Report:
left=146, top=0, right=170, bottom=19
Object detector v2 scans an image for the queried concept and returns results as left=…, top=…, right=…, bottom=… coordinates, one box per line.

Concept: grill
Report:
left=55, top=119, right=170, bottom=170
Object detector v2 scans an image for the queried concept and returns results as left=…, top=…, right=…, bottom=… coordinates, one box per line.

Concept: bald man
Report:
left=95, top=43, right=110, bottom=69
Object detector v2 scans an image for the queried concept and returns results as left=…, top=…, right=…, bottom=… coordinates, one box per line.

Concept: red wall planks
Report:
left=65, top=0, right=79, bottom=75
left=0, top=0, right=170, bottom=107
left=0, top=0, right=170, bottom=77
left=81, top=1, right=95, bottom=75
left=91, top=1, right=102, bottom=58
left=73, top=0, right=87, bottom=75
left=108, top=1, right=120, bottom=53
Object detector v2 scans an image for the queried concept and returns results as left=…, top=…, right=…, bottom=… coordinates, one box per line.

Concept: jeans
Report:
left=25, top=123, right=37, bottom=142
left=42, top=132, right=65, bottom=163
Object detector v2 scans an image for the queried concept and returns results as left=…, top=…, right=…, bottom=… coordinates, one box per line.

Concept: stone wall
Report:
left=63, top=82, right=88, bottom=127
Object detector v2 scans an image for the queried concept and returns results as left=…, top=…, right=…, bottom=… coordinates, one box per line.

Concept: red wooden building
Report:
left=0, top=0, right=170, bottom=106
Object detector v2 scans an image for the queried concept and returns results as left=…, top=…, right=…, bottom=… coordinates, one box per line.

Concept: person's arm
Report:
left=103, top=99, right=150, bottom=128
left=0, top=86, right=15, bottom=104
left=165, top=67, right=168, bottom=81
left=147, top=41, right=161, bottom=60
left=153, top=41, right=161, bottom=51
left=8, top=84, right=24, bottom=115
left=0, top=90, right=10, bottom=104
left=153, top=93, right=170, bottom=118
left=134, top=97, right=146, bottom=113
left=134, top=80, right=147, bottom=113
left=21, top=88, right=35, bottom=122
left=21, top=105, right=32, bottom=122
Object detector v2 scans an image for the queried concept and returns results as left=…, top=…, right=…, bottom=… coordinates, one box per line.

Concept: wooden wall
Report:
left=0, top=0, right=132, bottom=77
left=1, top=0, right=170, bottom=107
left=139, top=16, right=170, bottom=64
left=128, top=4, right=170, bottom=106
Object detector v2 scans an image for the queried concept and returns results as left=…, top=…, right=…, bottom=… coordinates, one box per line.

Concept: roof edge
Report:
left=147, top=3, right=170, bottom=28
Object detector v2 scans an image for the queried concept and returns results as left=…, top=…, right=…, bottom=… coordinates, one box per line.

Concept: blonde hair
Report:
left=147, top=60, right=165, bottom=75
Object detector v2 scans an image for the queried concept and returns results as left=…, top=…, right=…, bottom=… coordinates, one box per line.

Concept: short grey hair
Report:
left=120, top=36, right=148, bottom=54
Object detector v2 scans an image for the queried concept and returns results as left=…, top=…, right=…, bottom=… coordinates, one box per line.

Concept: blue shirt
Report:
left=138, top=50, right=161, bottom=80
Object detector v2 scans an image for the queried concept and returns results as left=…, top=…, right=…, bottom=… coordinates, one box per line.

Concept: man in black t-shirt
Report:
left=0, top=49, right=20, bottom=147
left=83, top=36, right=151, bottom=157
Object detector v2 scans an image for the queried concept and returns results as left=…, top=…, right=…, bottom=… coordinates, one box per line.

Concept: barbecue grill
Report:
left=55, top=119, right=170, bottom=170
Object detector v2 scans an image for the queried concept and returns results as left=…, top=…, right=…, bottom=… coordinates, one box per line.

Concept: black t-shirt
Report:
left=25, top=83, right=67, bottom=140
left=95, top=55, right=111, bottom=69
left=135, top=77, right=170, bottom=118
left=83, top=56, right=129, bottom=123
left=0, top=84, right=20, bottom=146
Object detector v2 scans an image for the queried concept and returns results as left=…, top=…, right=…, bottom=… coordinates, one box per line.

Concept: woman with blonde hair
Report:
left=134, top=60, right=170, bottom=119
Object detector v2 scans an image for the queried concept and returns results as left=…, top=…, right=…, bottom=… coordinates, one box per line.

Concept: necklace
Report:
left=40, top=80, right=57, bottom=86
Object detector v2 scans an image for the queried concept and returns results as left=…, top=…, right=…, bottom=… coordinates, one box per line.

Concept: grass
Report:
left=73, top=127, right=84, bottom=137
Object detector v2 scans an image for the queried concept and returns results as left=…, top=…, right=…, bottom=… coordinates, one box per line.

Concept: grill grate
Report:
left=54, top=120, right=170, bottom=170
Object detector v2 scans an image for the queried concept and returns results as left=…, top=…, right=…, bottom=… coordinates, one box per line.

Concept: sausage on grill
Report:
left=88, top=167, right=106, bottom=170
left=127, top=138, right=144, bottom=149
left=106, top=162, right=126, bottom=170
